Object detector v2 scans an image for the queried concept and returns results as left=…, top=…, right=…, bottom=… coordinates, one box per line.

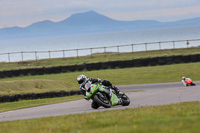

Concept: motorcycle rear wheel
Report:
left=121, top=94, right=130, bottom=106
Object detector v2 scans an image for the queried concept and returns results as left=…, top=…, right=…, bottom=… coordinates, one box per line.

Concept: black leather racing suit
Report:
left=80, top=78, right=120, bottom=99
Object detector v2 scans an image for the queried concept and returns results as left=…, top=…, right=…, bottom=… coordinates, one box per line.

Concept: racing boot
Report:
left=112, top=85, right=124, bottom=96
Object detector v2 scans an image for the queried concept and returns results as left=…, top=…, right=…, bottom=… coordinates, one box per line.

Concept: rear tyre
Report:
left=121, top=94, right=130, bottom=106
left=94, top=93, right=111, bottom=108
left=191, top=83, right=196, bottom=86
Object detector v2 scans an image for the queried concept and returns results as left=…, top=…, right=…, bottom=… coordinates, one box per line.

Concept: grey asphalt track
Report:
left=0, top=81, right=200, bottom=122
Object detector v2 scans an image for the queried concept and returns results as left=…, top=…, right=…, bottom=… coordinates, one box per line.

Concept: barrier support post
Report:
left=21, top=52, right=24, bottom=62
left=186, top=40, right=189, bottom=48
left=76, top=49, right=79, bottom=58
left=90, top=48, right=93, bottom=58
left=117, top=46, right=119, bottom=53
left=173, top=41, right=175, bottom=49
left=63, top=50, right=65, bottom=58
left=145, top=43, right=147, bottom=51
left=35, top=51, right=37, bottom=61
left=48, top=51, right=51, bottom=59
left=131, top=44, right=134, bottom=52
left=159, top=42, right=161, bottom=50
left=8, top=53, right=10, bottom=62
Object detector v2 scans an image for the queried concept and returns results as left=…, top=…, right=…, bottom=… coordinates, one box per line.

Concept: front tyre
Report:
left=94, top=93, right=111, bottom=108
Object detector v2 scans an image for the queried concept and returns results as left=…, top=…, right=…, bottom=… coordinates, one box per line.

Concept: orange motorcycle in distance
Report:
left=181, top=77, right=196, bottom=87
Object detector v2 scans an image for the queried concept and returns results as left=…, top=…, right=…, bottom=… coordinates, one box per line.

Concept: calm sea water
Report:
left=1, top=26, right=200, bottom=62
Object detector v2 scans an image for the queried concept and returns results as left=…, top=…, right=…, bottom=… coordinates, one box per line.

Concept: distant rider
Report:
left=77, top=74, right=123, bottom=109
left=182, top=76, right=195, bottom=86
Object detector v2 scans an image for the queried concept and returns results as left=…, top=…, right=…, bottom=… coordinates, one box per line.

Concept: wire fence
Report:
left=1, top=38, right=200, bottom=62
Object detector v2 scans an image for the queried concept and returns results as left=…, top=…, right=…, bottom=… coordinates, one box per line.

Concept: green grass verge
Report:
left=0, top=95, right=82, bottom=113
left=0, top=79, right=71, bottom=95
left=0, top=47, right=200, bottom=71
left=0, top=101, right=199, bottom=133
left=1, top=62, right=200, bottom=95
left=0, top=62, right=200, bottom=95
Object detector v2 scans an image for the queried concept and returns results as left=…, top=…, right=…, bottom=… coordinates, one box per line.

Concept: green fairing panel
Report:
left=86, top=84, right=99, bottom=98
left=91, top=84, right=98, bottom=93
left=98, top=85, right=118, bottom=105
left=86, top=92, right=92, bottom=98
left=99, top=86, right=109, bottom=94
left=110, top=93, right=118, bottom=106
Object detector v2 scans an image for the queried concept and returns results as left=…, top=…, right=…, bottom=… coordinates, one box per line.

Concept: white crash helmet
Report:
left=77, top=74, right=87, bottom=86
left=182, top=76, right=186, bottom=80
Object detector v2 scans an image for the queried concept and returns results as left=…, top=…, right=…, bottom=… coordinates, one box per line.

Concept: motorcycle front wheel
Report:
left=94, top=93, right=111, bottom=108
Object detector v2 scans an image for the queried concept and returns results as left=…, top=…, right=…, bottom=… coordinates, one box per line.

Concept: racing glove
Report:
left=97, top=78, right=102, bottom=82
left=84, top=96, right=89, bottom=100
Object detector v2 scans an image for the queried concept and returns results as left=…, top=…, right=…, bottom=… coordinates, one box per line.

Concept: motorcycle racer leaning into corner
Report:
left=181, top=76, right=196, bottom=86
left=77, top=74, right=124, bottom=109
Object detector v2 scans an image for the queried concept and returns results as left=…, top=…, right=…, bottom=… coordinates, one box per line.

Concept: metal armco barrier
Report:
left=0, top=54, right=200, bottom=78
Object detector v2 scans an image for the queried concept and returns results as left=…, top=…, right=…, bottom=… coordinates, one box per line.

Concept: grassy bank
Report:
left=0, top=47, right=200, bottom=71
left=0, top=101, right=199, bottom=133
left=0, top=62, right=200, bottom=95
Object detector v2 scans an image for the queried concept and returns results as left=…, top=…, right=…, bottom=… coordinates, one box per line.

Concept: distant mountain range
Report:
left=1, top=10, right=200, bottom=40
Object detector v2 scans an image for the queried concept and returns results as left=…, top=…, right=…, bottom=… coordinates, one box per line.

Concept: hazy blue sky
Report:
left=1, top=0, right=200, bottom=28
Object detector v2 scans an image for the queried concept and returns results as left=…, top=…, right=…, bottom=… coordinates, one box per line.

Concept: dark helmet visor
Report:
left=78, top=78, right=85, bottom=84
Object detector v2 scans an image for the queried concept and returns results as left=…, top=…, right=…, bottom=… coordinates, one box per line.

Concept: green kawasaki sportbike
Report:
left=85, top=82, right=130, bottom=109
